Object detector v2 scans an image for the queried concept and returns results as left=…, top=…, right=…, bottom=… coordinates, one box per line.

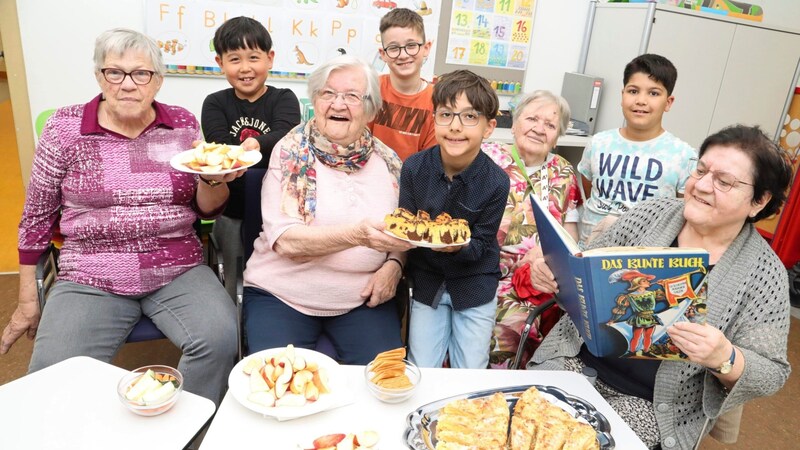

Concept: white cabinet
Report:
left=583, top=3, right=800, bottom=149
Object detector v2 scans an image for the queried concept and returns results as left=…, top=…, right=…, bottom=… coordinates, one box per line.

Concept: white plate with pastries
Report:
left=228, top=345, right=349, bottom=420
left=383, top=230, right=471, bottom=249
left=170, top=143, right=261, bottom=175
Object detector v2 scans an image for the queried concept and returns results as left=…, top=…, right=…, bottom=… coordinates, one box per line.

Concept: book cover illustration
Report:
left=593, top=262, right=707, bottom=360
left=530, top=195, right=710, bottom=358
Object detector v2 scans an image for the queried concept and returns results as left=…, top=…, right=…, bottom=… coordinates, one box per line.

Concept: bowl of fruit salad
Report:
left=117, top=365, right=183, bottom=416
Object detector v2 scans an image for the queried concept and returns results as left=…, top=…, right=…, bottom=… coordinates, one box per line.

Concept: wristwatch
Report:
left=709, top=347, right=736, bottom=374
left=199, top=176, right=223, bottom=187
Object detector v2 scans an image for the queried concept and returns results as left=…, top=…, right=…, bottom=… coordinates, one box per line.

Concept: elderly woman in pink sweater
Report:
left=0, top=29, right=237, bottom=404
left=243, top=55, right=412, bottom=363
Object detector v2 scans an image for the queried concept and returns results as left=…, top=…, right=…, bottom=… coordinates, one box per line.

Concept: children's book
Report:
left=531, top=197, right=709, bottom=359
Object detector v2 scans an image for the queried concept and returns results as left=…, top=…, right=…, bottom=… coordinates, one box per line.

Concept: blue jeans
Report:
left=408, top=289, right=496, bottom=369
left=29, top=265, right=237, bottom=405
left=243, top=287, right=402, bottom=365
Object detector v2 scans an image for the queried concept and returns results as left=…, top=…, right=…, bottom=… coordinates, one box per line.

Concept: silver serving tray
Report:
left=403, top=384, right=615, bottom=449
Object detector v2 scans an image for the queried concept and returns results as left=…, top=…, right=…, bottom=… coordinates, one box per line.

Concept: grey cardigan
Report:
left=530, top=198, right=791, bottom=449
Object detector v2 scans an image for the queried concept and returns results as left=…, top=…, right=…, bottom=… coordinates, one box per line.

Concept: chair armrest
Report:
left=207, top=233, right=224, bottom=285
left=35, top=245, right=59, bottom=311
left=235, top=256, right=244, bottom=360
left=510, top=297, right=558, bottom=370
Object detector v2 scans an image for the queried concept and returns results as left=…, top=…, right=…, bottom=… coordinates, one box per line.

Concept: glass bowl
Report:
left=364, top=358, right=421, bottom=404
left=117, top=365, right=183, bottom=416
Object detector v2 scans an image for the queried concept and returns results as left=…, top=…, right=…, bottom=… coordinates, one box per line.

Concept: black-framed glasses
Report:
left=433, top=110, right=483, bottom=127
left=382, top=42, right=424, bottom=59
left=688, top=158, right=754, bottom=192
left=317, top=89, right=369, bottom=106
left=100, top=68, right=156, bottom=85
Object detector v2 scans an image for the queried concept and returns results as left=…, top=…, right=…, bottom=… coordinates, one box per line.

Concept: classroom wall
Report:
left=12, top=0, right=800, bottom=179
left=15, top=0, right=595, bottom=139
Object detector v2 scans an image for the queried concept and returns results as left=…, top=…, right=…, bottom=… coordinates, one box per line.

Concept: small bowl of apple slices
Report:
left=117, top=365, right=183, bottom=416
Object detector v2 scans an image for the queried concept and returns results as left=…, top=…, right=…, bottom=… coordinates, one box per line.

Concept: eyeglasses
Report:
left=689, top=158, right=754, bottom=192
left=382, top=42, right=424, bottom=59
left=433, top=110, right=483, bottom=127
left=317, top=89, right=369, bottom=106
left=100, top=68, right=156, bottom=85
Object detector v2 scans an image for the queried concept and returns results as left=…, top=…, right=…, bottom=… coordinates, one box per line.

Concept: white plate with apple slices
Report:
left=170, top=143, right=261, bottom=175
left=228, top=345, right=348, bottom=420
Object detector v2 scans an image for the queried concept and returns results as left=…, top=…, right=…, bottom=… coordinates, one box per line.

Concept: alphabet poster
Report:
left=145, top=0, right=442, bottom=79
left=444, top=0, right=535, bottom=70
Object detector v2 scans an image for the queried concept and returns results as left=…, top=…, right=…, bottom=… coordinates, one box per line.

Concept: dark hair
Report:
left=699, top=125, right=793, bottom=222
left=433, top=70, right=499, bottom=120
left=623, top=53, right=678, bottom=95
left=213, top=17, right=272, bottom=55
left=379, top=8, right=426, bottom=41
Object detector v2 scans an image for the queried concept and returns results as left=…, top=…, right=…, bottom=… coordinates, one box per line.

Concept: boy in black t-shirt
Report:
left=202, top=16, right=301, bottom=299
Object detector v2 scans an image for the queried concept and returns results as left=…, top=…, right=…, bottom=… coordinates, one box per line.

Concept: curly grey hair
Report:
left=511, top=90, right=571, bottom=137
left=307, top=54, right=382, bottom=120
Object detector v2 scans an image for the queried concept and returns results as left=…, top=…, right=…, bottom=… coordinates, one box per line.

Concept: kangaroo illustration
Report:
left=294, top=45, right=314, bottom=66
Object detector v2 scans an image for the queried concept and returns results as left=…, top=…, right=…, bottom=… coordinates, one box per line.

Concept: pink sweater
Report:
left=243, top=144, right=399, bottom=316
left=18, top=95, right=211, bottom=295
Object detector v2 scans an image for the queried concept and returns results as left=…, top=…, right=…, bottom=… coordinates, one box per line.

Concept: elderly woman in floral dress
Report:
left=482, top=90, right=581, bottom=369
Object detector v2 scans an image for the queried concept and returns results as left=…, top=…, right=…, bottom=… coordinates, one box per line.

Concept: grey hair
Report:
left=93, top=28, right=165, bottom=77
left=511, top=90, right=571, bottom=137
left=307, top=54, right=382, bottom=120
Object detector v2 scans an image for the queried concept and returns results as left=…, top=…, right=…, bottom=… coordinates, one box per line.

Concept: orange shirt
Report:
left=369, top=75, right=436, bottom=161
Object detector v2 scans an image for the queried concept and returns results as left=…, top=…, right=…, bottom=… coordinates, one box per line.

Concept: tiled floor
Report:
left=0, top=273, right=798, bottom=448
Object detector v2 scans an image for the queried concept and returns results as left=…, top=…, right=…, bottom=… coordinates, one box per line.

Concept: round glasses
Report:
left=688, top=158, right=754, bottom=192
left=317, top=89, right=368, bottom=106
left=100, top=68, right=156, bottom=85
left=433, top=110, right=483, bottom=127
left=382, top=42, right=424, bottom=59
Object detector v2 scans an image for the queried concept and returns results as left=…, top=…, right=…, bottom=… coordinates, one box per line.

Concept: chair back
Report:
left=35, top=109, right=57, bottom=138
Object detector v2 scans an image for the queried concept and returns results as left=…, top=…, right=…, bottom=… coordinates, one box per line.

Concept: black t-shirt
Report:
left=201, top=86, right=301, bottom=219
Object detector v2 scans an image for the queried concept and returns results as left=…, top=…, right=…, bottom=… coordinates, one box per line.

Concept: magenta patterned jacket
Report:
left=18, top=95, right=219, bottom=296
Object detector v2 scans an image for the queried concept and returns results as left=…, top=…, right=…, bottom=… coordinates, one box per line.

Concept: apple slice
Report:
left=274, top=380, right=290, bottom=399
left=336, top=435, right=355, bottom=450
left=305, top=360, right=319, bottom=372
left=260, top=364, right=276, bottom=388
left=354, top=430, right=380, bottom=448
left=293, top=355, right=307, bottom=371
left=312, top=367, right=332, bottom=394
left=313, top=434, right=346, bottom=449
left=242, top=357, right=264, bottom=375
left=142, top=380, right=175, bottom=405
left=125, top=370, right=159, bottom=401
left=274, top=393, right=306, bottom=407
left=304, top=381, right=319, bottom=402
left=250, top=367, right=270, bottom=393
left=247, top=390, right=275, bottom=407
left=290, top=369, right=313, bottom=394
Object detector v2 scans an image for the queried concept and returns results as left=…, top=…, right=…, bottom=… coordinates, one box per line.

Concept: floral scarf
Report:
left=280, top=120, right=402, bottom=223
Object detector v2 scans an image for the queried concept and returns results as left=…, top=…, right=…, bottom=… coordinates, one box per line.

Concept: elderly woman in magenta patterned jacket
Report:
left=482, top=90, right=581, bottom=369
left=0, top=29, right=237, bottom=405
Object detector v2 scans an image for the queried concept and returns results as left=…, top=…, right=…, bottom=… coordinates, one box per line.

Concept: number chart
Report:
left=445, top=0, right=534, bottom=70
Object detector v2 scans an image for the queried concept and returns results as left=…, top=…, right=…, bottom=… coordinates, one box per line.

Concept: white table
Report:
left=0, top=356, right=216, bottom=450
left=201, top=366, right=646, bottom=449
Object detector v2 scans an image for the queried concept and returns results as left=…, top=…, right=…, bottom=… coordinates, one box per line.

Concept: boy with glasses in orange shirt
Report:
left=369, top=8, right=436, bottom=161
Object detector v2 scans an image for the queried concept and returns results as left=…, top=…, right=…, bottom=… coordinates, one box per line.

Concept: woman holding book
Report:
left=528, top=125, right=793, bottom=449
left=482, top=90, right=581, bottom=369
